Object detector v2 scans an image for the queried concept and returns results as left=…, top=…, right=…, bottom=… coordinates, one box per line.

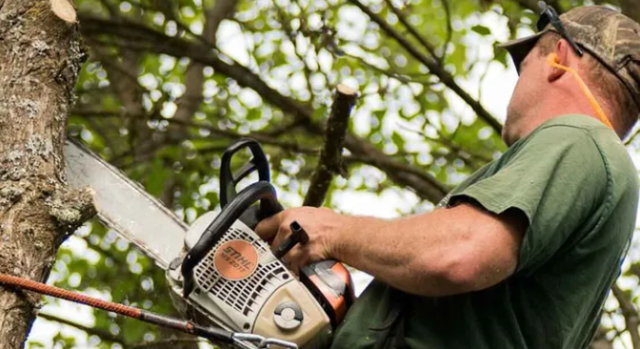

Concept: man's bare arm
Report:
left=336, top=204, right=526, bottom=296
left=256, top=204, right=527, bottom=297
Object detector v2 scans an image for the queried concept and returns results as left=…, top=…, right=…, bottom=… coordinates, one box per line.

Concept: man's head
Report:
left=501, top=6, right=640, bottom=145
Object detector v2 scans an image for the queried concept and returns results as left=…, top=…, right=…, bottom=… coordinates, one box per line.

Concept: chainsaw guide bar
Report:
left=65, top=140, right=188, bottom=269
left=63, top=140, right=299, bottom=349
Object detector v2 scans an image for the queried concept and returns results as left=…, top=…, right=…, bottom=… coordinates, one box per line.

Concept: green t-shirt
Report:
left=331, top=115, right=639, bottom=349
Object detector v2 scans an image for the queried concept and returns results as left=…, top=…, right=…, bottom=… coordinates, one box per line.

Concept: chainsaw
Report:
left=63, top=138, right=355, bottom=349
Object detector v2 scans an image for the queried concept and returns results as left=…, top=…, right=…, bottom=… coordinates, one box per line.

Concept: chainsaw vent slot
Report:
left=193, top=225, right=290, bottom=321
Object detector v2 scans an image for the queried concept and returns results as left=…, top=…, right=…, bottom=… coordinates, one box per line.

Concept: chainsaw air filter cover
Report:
left=167, top=211, right=332, bottom=348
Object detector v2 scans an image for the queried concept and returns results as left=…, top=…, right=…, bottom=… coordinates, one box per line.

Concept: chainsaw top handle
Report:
left=220, top=138, right=270, bottom=208
left=181, top=181, right=284, bottom=297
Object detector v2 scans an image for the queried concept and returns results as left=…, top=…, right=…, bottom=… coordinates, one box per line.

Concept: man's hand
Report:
left=255, top=207, right=348, bottom=273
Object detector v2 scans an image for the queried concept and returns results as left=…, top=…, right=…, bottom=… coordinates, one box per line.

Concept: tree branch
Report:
left=398, top=123, right=493, bottom=166
left=482, top=0, right=561, bottom=13
left=130, top=338, right=202, bottom=349
left=342, top=139, right=449, bottom=202
left=589, top=326, right=614, bottom=349
left=343, top=51, right=421, bottom=84
left=611, top=283, right=640, bottom=349
left=38, top=312, right=123, bottom=344
left=174, top=0, right=238, bottom=126
left=511, top=0, right=539, bottom=12
left=78, top=14, right=448, bottom=203
left=440, top=0, right=453, bottom=61
left=346, top=0, right=503, bottom=134
left=150, top=118, right=319, bottom=154
left=70, top=109, right=320, bottom=155
left=382, top=0, right=440, bottom=62
left=624, top=127, right=640, bottom=145
left=304, top=85, right=358, bottom=207
left=162, top=0, right=239, bottom=208
left=39, top=312, right=205, bottom=349
left=206, top=0, right=239, bottom=45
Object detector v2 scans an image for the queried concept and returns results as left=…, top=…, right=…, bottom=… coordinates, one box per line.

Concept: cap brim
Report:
left=498, top=30, right=548, bottom=73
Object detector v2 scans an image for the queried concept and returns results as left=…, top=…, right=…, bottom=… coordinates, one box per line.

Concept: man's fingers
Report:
left=283, top=245, right=311, bottom=270
left=255, top=211, right=286, bottom=241
left=281, top=255, right=299, bottom=276
left=271, top=224, right=293, bottom=251
left=282, top=245, right=309, bottom=276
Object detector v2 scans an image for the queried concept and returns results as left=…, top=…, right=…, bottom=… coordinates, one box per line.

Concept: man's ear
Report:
left=548, top=40, right=571, bottom=82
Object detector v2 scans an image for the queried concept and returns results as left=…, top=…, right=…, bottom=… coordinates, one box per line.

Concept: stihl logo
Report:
left=222, top=246, right=254, bottom=271
left=214, top=240, right=258, bottom=280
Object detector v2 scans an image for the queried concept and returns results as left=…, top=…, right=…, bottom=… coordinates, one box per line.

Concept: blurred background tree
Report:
left=19, top=0, right=640, bottom=348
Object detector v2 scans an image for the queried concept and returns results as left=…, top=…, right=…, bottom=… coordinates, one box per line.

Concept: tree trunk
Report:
left=0, top=1, right=94, bottom=347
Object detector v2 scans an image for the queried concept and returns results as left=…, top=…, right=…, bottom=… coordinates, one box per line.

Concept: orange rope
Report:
left=0, top=273, right=141, bottom=318
left=546, top=53, right=615, bottom=130
left=0, top=273, right=236, bottom=344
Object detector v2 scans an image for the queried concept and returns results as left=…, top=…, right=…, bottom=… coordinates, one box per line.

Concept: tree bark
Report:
left=0, top=1, right=95, bottom=347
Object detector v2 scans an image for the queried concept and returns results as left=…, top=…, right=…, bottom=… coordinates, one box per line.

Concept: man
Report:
left=256, top=5, right=640, bottom=349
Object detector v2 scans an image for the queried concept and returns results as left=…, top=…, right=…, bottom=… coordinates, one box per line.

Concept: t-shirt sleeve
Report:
left=449, top=125, right=608, bottom=275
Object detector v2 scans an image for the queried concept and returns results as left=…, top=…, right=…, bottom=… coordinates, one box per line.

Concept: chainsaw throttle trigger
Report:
left=181, top=181, right=283, bottom=297
left=220, top=138, right=270, bottom=208
left=274, top=221, right=310, bottom=259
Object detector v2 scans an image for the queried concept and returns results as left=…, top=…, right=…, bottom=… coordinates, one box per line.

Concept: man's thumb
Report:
left=255, top=212, right=285, bottom=241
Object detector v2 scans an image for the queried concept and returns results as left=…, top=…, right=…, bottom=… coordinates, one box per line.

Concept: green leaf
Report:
left=471, top=25, right=491, bottom=36
left=391, top=131, right=406, bottom=150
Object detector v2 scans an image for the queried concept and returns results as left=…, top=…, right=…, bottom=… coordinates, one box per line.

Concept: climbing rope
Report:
left=0, top=272, right=233, bottom=343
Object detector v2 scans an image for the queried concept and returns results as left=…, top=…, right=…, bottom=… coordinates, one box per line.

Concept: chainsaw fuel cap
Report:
left=274, top=301, right=304, bottom=330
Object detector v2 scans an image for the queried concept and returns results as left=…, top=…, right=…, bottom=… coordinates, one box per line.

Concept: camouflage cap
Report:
left=500, top=6, right=640, bottom=110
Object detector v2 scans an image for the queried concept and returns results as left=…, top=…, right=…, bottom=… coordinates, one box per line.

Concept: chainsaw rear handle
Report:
left=220, top=138, right=270, bottom=208
left=181, top=181, right=283, bottom=297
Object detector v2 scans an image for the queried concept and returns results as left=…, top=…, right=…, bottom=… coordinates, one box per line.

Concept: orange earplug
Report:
left=546, top=53, right=614, bottom=130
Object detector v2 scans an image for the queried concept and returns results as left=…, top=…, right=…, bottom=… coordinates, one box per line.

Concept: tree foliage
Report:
left=23, top=0, right=640, bottom=348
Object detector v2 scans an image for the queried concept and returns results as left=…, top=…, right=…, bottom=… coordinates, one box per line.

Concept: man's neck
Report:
left=512, top=97, right=611, bottom=143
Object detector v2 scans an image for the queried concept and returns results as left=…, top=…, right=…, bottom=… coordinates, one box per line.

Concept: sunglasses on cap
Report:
left=537, top=3, right=584, bottom=57
left=534, top=4, right=614, bottom=130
